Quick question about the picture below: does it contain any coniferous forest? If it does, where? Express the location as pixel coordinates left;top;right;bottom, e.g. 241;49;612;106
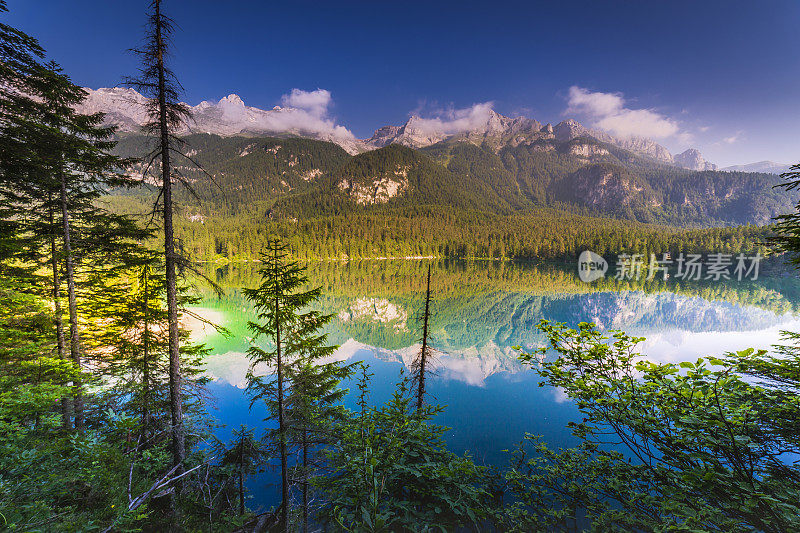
3;1;800;531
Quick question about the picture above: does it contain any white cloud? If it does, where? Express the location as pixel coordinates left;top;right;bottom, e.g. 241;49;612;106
281;88;332;118
565;86;686;141
270;88;355;141
411;102;495;135
190;89;356;143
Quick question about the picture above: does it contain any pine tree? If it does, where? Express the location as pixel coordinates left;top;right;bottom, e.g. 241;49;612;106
284;324;353;533
412;264;434;412
125;0;195;469
244;239;350;532
215;425;270;515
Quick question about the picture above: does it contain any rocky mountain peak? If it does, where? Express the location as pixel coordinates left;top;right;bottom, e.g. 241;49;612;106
220;94;245;107
553;119;590;142
77;86;719;170
674;148;717;171
76;86;364;154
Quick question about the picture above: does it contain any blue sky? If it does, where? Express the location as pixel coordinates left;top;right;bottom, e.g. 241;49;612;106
6;0;800;166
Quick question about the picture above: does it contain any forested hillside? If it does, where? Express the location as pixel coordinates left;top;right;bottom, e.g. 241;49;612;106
106;132;784;262
113;132;792;228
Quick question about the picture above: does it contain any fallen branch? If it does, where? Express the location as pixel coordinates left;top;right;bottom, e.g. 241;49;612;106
102;458;216;533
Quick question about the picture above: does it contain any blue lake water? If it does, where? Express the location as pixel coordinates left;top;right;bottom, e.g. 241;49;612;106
187;259;800;511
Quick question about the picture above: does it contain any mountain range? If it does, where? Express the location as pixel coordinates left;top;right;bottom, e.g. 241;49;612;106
94;83;798;235
111;126;793;229
720;161;792;175
78;87;769;173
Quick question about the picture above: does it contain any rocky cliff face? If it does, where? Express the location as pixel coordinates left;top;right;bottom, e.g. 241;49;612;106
366;125;404;148
675;148;717;171
336;164;411;205
364;115;451;149
558;163;658;210
364;110;543;150
553;118;591;142
76;87;365;154
76;87;151;130
81;86;718;171
553;118;675;165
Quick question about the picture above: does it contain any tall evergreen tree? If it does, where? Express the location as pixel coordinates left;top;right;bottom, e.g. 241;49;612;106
35;63;139;428
0;0;45;272
412;264;434;412
244;239;350;532
284;321;353;533
773;162;800;263
0;55;140;429
125;0;193;469
0;18;71;425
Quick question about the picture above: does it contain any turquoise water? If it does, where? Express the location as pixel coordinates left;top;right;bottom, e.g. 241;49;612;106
189;260;800;511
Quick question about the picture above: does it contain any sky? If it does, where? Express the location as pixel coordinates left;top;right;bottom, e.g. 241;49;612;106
5;0;800;166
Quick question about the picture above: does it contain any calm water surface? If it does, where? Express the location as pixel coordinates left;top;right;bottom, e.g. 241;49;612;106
187;259;800;511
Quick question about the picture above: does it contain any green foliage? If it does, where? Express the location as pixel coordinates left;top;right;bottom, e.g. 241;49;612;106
105;133;781;264
3;0;799;530
244;238;354;529
244;239;335;422
772;162;800;266
315;369;491;532
509;320;800;532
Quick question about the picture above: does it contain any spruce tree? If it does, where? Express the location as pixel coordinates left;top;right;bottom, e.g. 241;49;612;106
244;239;351;532
37;63;140;427
284;319;353;533
773;162;800;263
0;0;45;272
1;56;140;429
412;264;434;412
125;0;194;469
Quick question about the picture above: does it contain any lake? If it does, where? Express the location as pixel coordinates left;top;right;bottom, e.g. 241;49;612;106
187;259;800;512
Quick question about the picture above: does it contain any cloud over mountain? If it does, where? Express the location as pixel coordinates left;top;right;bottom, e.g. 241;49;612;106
565;86;686;142
410;102;495;136
78;86;359;151
267;88;355;142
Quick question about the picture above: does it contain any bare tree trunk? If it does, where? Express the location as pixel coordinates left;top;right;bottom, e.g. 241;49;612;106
275;262;289;532
141;266;150;439
59;170;83;429
48;196;72;430
239;434;245;515
302;428;308;533
416;265;431;412
154;0;184;471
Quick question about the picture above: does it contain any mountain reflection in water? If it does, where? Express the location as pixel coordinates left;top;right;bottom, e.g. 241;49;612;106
189;260;800;510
